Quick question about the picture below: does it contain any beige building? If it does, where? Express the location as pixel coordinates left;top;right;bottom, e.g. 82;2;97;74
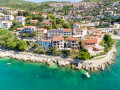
36;28;47;38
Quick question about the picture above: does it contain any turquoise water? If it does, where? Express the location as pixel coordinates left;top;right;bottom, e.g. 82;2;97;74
0;41;120;90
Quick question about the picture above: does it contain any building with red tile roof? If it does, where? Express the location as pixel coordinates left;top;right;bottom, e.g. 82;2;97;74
65;37;79;49
52;37;64;50
61;28;72;37
42;20;52;28
36;28;47;38
37;39;52;50
73;27;87;40
81;38;98;49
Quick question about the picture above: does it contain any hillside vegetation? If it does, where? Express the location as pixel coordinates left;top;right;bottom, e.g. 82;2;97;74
0;0;57;11
84;0;120;1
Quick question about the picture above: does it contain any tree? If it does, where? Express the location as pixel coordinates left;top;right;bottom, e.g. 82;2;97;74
103;34;114;47
0;29;16;46
56;18;64;24
28;31;36;37
47;14;56;19
63;23;71;28
12;20;17;26
49;46;61;56
34;21;42;28
45;25;51;30
32;43;39;48
104;45;109;52
52;19;58;29
113;31;117;35
17;40;27;51
100;40;105;47
79;51;90;60
21;33;28;37
10;20;18;30
6;38;17;49
37;16;44;22
65;50;72;56
35;47;45;54
102;34;115;52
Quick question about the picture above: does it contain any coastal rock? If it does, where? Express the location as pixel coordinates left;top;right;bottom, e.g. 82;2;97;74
71;64;76;68
0;45;117;71
57;59;70;66
46;58;53;65
76;63;82;70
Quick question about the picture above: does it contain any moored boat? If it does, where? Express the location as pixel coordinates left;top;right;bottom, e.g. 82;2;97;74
85;72;90;78
7;63;11;65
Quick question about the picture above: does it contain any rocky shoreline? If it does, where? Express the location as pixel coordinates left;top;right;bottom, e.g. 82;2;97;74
0;45;117;71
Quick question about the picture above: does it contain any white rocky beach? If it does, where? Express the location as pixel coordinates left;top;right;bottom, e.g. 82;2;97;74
0;45;117;71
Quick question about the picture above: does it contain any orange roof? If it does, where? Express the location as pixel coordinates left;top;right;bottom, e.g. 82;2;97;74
3;21;11;23
37;28;47;31
24;26;36;28
83;39;97;44
63;28;72;32
16;16;25;17
40;39;51;42
42;20;52;24
52;37;64;41
66;38;78;41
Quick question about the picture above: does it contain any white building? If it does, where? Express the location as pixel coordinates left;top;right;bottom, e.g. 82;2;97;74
16;20;25;26
73;27;87;40
73;23;81;29
3;15;14;21
60;28;72;37
113;22;120;28
52;37;64;50
23;26;37;33
16;16;25;21
0;21;12;29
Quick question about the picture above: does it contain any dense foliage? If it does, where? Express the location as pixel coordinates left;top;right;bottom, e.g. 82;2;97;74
79;51;90;60
0;29;28;51
35;47;45;54
100;34;115;52
48;46;61;56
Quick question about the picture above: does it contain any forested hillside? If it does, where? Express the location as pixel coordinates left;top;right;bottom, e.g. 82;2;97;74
0;0;57;11
84;0;120;1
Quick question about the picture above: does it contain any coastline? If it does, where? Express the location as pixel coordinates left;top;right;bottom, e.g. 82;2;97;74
0;45;117;71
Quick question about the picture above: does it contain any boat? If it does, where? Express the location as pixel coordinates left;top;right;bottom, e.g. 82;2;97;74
7;63;11;65
85;72;90;78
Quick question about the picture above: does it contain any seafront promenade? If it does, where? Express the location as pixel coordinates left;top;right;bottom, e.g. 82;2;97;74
0;45;117;71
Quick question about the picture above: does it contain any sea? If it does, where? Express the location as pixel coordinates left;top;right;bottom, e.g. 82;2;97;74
0;40;120;90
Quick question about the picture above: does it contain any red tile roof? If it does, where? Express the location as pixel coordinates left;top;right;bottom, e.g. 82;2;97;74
24;26;36;28
37;28;47;31
52;37;64;41
40;39;51;42
66;38;78;41
83;39;97;44
63;28;72;32
16;16;25;17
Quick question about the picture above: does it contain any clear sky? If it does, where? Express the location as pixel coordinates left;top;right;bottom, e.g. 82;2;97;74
24;0;83;3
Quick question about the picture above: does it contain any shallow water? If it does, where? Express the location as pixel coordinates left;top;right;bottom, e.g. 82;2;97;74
0;40;120;90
